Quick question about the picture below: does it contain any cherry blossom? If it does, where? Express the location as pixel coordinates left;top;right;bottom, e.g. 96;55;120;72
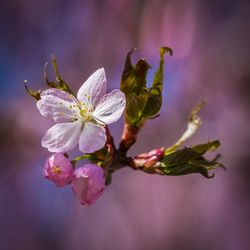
37;68;125;153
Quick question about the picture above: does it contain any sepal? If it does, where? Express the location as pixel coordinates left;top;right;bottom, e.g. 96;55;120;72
24;80;41;100
44;55;75;96
25;55;76;100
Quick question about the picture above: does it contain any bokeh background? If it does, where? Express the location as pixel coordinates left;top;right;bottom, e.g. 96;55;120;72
0;0;250;249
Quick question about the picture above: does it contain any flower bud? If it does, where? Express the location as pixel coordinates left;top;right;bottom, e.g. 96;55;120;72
137;148;164;159
71;164;105;205
44;153;73;187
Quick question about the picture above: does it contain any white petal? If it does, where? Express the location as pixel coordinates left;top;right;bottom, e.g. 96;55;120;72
42;121;82;152
79;122;106;153
93;89;126;124
77;68;107;108
37;88;77;123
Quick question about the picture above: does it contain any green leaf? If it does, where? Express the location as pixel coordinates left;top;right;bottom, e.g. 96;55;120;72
141;86;162;118
125;93;147;126
142;47;173;118
159;141;223;178
120;47;172;127
120;48;150;96
152;47;173;91
192;140;221;154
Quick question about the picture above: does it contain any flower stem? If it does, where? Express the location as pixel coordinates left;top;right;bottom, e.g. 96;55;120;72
118;123;143;156
71;154;92;164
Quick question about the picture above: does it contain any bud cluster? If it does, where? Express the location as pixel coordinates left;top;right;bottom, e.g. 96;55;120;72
45;153;105;205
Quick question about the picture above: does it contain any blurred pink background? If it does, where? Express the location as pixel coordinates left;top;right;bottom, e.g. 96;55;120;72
0;0;250;249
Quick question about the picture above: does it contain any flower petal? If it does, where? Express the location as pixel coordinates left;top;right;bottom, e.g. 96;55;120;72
71;164;105;205
77;68;107;108
37;88;77;122
93;89;126;124
78;122;106;153
44;153;74;187
71;172;89;203
42;121;82;152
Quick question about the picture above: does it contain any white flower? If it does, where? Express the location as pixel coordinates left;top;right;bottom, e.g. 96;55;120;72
37;68;126;153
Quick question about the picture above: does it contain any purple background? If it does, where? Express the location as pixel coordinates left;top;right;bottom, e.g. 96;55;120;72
0;0;250;249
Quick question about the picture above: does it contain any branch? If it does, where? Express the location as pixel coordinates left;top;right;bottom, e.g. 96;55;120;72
118;123;143;156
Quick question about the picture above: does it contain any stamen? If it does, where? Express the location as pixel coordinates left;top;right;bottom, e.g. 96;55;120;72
52;166;61;174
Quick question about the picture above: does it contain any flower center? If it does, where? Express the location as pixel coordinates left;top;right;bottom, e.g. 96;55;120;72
52;166;61;174
78;102;93;122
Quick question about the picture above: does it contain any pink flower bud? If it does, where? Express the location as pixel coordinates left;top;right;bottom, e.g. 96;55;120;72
71;164;105;205
44;153;74;187
137;147;164;159
133;148;164;168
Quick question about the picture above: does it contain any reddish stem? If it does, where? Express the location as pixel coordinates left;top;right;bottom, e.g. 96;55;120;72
118;123;142;155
